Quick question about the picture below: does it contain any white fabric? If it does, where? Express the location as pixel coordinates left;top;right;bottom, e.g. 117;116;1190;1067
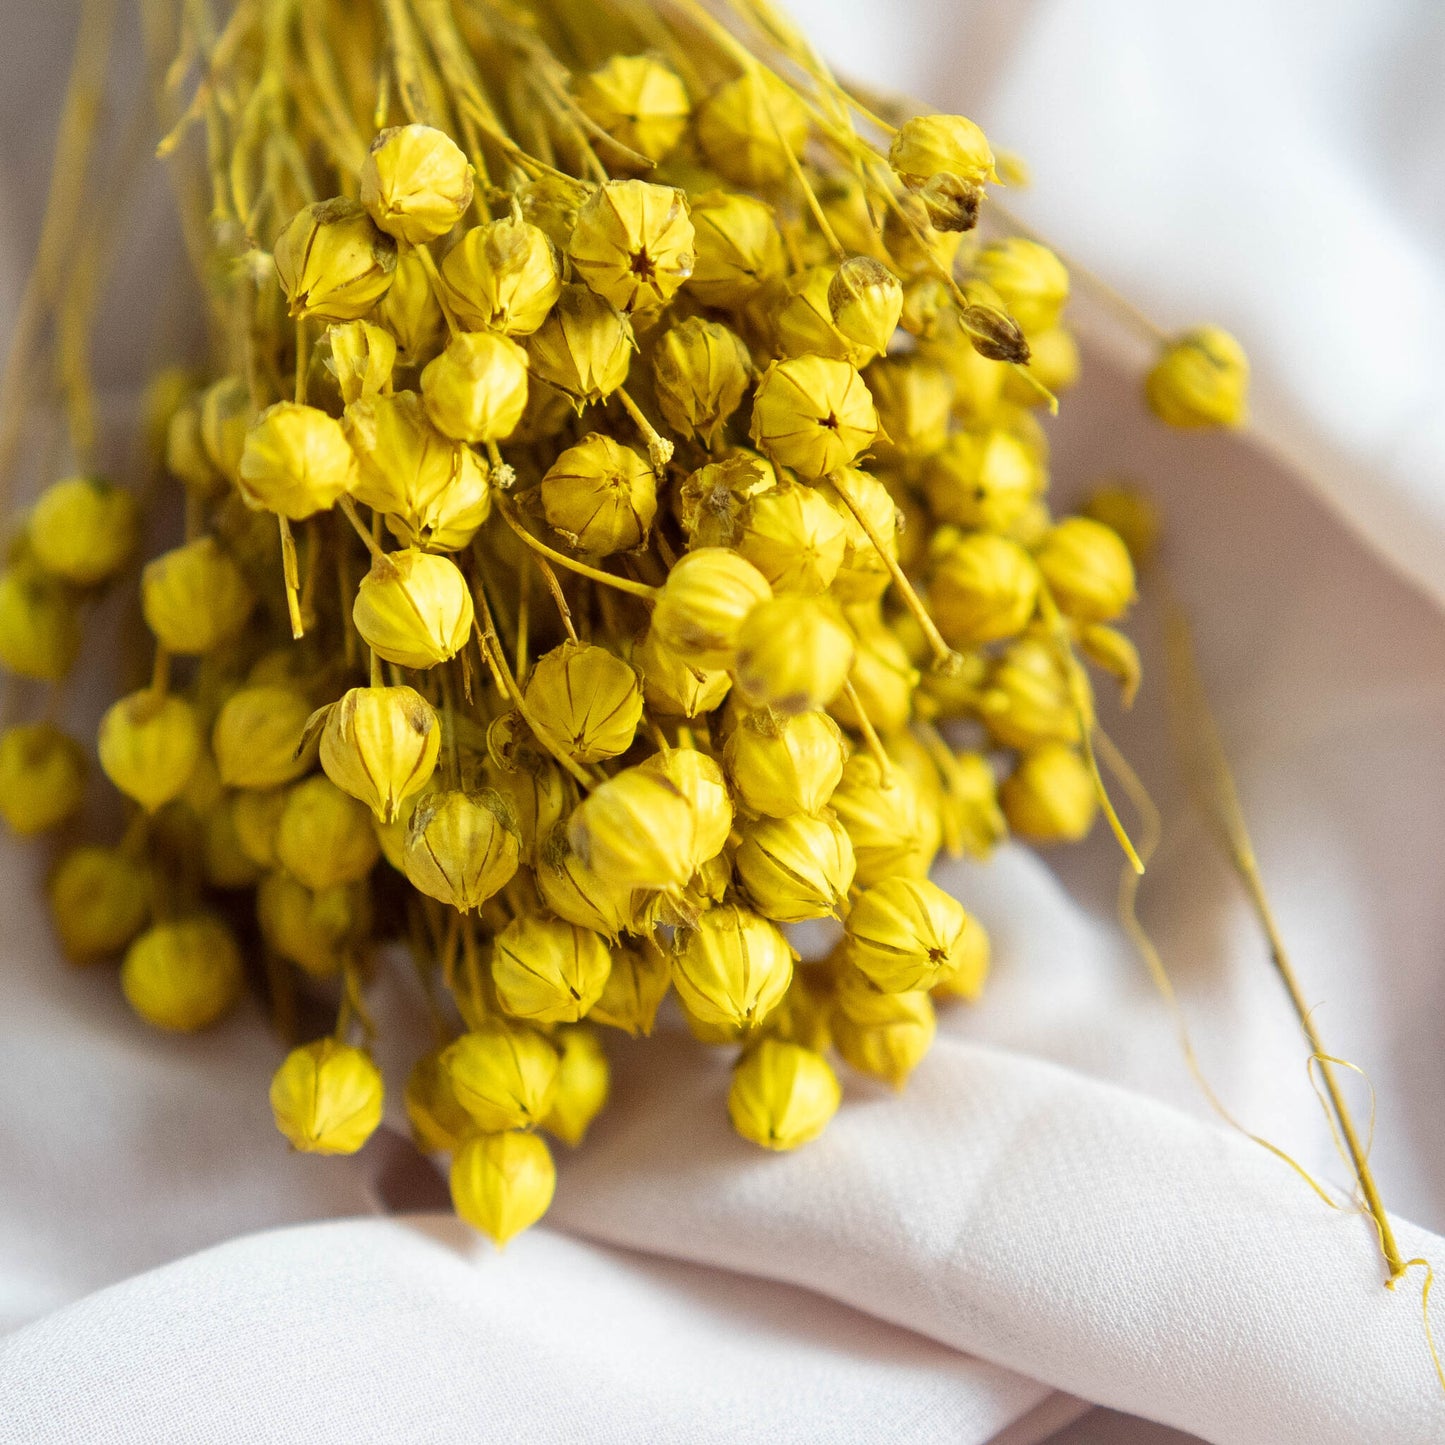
3;3;1445;1442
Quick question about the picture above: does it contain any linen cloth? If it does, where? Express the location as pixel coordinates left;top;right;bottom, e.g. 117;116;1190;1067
3;2;1445;1441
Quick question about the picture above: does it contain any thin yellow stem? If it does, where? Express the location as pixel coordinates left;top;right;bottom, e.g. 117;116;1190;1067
496;495;658;600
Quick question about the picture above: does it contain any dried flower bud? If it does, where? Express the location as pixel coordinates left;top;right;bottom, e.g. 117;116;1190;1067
734;595;855;714
775;266;872;367
353;548;473;669
568;762;697;891
213;685;314;790
232;786;288;870
319;684;440;822
275;774;380;890
403;788;520;911
929;533;1040;647
257;872;370;978
518;175;582;251
889;114;997;192
1000;743;1097;842
421;331;529;444
845;876;975;993
238;402;359;520
590;942;671;1035
28;476;138;586
0;723;85;835
735;810;854;923
651;547;772;669
0;569;78;681
444;1020;559;1131
729;1038;840;1150
697;70;809;188
540;433;657;554
569;180;694;313
450;1129;556;1246
442;217;561;336
141;537;253;655
635;626;732;717
270;1039;384;1154
828;257;903;358
344;390;458;522
686;190;786;307
676;453;772;550
325;319;396;404
751;356;877;479
978;635;1083;751
959;296;1030;366
1035;516;1136;624
121;916;243;1032
535;823;635;938
1145;326;1249;429
524;641;643;763
639;746;733;864
831;970;935;1087
1082;483;1159;568
492;913;612;1023
923;427;1043;533
527;284;632;408
389;443;492;553
672;903;794;1030
975;239;1069;333
652;318;751;446
49;845;150;963
98;691;201;813
830;752;938;884
374;249;443;361
274;197;397;321
575;54;691;164
916;172;983;233
361;124;472;244
542;1025;610;1146
723;707;847;817
735;481;847;596
405;1047;473;1153
864;357;953;465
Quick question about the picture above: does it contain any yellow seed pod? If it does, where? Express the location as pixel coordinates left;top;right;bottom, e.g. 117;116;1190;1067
524;641;642;764
979;635;1082;751
830;752;938;885
1080;622;1142;706
735;481;847;596
403;788;521;911
444;1021;560;1131
635;626;732;718
141;537;253;655
568;180;694;313
344;389;458;521
165;397;221;494
319;684;440;823
638;746;733;864
198;375;252;483
232;786;288;870
121;916;243;1032
28;476;138;586
536;823;636;939
361;124;472;244
98;692;201;813
1000;743;1097;842
0;568;81;680
1004;325;1079;403
729;1038;840;1151
865;356;953;465
1035;516;1137;624
829;613;918;735
735;810;854;923
575;54;691;164
1146;326;1249;429
492;913;612;1024
273;197;398;321
931;913;990;1001
723;707;847;817
212;685;314;791
590;942;671;1036
974;238;1069;333
884;192;964;279
929;532;1040;647
421;331;530;444
353;548;474;669
923;428;1043;532
542;1025;610;1146
697;70;808;188
387;443;492;553
0;723;85;836
828;257;904;358
775;266;872;368
270;1039;384;1155
451;1130;556;1246
889;113;997;192
734;595;855;714
672;903;794;1030
751;356;877;480
817;469;899;606
652;317;751;446
275;774;380;890
675;453;772;550
831;970;936;1088
568;763;697;891
1083;483;1159;569
405;1047;473;1154
845;876;976;993
686;190;786;307
442;217;561;336
539;433;657;555
48;845;150;963
237;402;358;520
527;284;632;408
374;248;444;362
324;319;396;405
935;749;1006;860
257;871;370;978
651;547;771;669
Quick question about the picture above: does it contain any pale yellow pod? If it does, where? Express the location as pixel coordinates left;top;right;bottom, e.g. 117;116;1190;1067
319;685;440;823
845;876;976;993
492;913;611;1024
450;1130;556;1246
121;916;243;1033
353;549;474;669
98;692;201;814
728;1038;840;1151
29;476;139;585
270;1040;384;1154
444;1021;559;1132
213;685;315;791
671;903;793;1031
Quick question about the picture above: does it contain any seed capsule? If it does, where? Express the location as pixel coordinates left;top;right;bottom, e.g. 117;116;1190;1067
482;736;569;864
831;969;936;1088
723;707;847;817
750;356;878;479
635;626;732;718
819;469;899;605
736;482;846;595
931;913;990;1001
524;641;642;764
492;913;611;1023
728;1038;840;1151
590;942;671;1036
539;434;657;555
28;476;138;585
405;1047;473;1153
1034;516;1136;624
536;823;636;939
888;114;997;192
639;746;733;864
1145;326;1249;429
319;684;440;823
651;547;772;669
1000;743;1097;842
386;443;492;552
231;786;288;870
238;402;358;520
775;266;872;367
929;533;1040;647
275;774;380;890
444;1020;559;1131
421;331;530;444
676;453;773;550
697;70;808;188
361;124;473;244
442;217;561;336
865;356;953;465
0;723;85;835
324;319;396;404
403;788;520;911
166;398;221;494
652;317;751;446
568;763;697;891
671;903;794;1030
830;611;917;735
198;376;252;483
542;1025;610;1146
274;197;397;321
141;537;253;655
270;1040;385;1154
374;248;444;361
735;810;854;923
568;179;694;313
527;284;632;408
352;548;474;669
979;635;1082;751
48;845;150;963
450;1130;556;1246
845;876;976;993
829;752;938;884
0;568;81;680
98;691;201;813
121;916;243;1032
213;685;315;791
734;595;855;714
344;390;459;522
686;190;786;307
924;428;1043;533
575;54;691;164
257;872;370;978
828;257;904;358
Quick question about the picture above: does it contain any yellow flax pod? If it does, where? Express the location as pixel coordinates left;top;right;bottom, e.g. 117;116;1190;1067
728;1038;841;1150
318;685;441;823
270;1040;385;1155
671;903;794;1031
491;914;612;1023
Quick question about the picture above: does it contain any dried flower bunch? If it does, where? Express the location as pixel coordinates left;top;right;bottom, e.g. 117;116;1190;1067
0;0;1247;1246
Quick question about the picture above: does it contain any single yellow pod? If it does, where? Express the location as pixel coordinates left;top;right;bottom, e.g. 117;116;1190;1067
353;548;474;669
0;722;86;836
421;331;530;444
638;746;734;867
141;537;254;656
750;356;878;479
450;1130;557;1246
728;1038;841;1151
575;54;691;165
238;402;358;520
319;684;440;823
536;822;638;939
651;547;772;670
274;774;380;890
213;685;315;791
48;845;150;963
403;788;520;912
541;1025;611;1147
845;876;977;993
735;810;855;924
324;319;396;405
829;752;940;885
1145;326;1249;429
652;317;751;447
1000;743;1097;843
671;903;793;1031
492;913;612;1024
98;691;201;814
686;189;786;307
0;568;82;680
831;970;936;1088
273;197;397;322
634;626;732;718
733;595;855;716
29;476;139;585
539;432;657;556
1034;516;1137;625
888;113;997;191
257;872;371;979
405;1047;474;1154
736;482;847;596
524;640;643;764
722;707;847;818
442;216;561;336
270;1039;385;1154
343;390;459;523
567;763;697;891
444;1021;559;1132
121;916;243;1032
589;942;672;1037
361;124;473;244
929;532;1040;648
527;284;632;409
696;70;809;188
568;179;695;314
